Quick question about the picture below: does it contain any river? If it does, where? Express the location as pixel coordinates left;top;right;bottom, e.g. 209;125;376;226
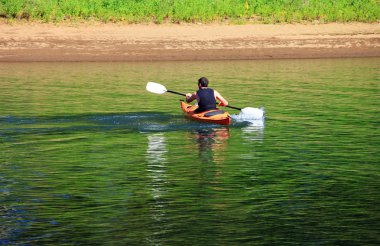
1;58;379;245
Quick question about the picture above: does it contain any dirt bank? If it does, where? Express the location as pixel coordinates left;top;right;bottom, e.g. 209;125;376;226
0;22;379;61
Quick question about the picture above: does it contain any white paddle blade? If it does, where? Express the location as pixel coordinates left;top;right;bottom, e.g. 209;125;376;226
146;82;167;94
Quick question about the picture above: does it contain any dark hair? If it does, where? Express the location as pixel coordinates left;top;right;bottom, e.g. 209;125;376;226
198;77;209;87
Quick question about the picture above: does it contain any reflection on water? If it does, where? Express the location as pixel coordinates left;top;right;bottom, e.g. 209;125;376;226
147;133;167;165
241;120;265;142
146;133;167;244
192;127;230;164
146;133;167;206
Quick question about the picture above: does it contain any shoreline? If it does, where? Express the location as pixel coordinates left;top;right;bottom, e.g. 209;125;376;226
0;22;379;61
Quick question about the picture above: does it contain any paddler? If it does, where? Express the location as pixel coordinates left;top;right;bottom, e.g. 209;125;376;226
186;77;228;113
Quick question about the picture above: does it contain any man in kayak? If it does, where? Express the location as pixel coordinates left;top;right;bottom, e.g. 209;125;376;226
186;77;228;113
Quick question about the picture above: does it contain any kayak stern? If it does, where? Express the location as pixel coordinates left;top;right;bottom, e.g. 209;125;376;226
180;101;231;125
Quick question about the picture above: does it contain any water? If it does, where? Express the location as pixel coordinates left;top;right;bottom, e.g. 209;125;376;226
1;59;379;245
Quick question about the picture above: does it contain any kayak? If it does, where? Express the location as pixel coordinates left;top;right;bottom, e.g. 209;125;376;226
180;101;232;125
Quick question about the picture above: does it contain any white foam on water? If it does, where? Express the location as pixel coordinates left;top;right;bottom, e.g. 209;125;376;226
231;107;265;122
232;107;265;141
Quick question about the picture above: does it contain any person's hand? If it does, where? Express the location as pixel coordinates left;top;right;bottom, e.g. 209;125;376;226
218;101;227;107
186;93;194;102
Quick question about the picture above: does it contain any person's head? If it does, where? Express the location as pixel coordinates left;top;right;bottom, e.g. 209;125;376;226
198;77;209;88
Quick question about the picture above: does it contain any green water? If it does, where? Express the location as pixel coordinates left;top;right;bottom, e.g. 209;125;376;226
1;59;379;245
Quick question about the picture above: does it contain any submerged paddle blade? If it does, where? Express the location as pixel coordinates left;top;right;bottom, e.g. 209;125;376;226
146;82;167;94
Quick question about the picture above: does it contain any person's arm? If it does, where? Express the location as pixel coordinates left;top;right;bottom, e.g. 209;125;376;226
186;92;198;103
214;90;228;106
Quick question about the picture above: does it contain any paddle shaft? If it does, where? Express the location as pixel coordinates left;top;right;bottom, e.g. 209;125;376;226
167;90;186;97
166;90;242;111
225;105;242;111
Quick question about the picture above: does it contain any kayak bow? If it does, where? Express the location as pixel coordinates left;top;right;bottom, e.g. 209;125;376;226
180;101;231;125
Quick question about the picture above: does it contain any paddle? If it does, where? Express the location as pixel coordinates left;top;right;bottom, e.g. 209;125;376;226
146;81;186;96
146;82;264;119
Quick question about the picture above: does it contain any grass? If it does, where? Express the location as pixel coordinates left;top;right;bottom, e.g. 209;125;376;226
0;0;379;24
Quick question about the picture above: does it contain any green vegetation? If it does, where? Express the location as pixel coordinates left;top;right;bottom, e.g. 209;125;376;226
0;0;379;23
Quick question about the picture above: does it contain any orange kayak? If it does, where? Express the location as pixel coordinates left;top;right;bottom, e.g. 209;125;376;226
180;101;232;125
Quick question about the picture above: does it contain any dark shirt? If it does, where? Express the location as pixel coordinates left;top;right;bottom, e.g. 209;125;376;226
196;88;216;113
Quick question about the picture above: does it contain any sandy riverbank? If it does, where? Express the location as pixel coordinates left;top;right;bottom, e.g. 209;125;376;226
0;22;379;61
